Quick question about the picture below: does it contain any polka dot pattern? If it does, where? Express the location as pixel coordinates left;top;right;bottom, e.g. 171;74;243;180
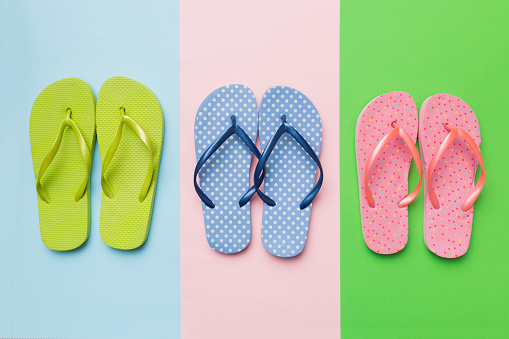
355;92;418;254
194;85;258;254
259;86;322;257
419;94;481;258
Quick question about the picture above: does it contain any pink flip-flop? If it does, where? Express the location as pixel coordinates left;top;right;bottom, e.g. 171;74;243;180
419;94;485;258
356;92;423;254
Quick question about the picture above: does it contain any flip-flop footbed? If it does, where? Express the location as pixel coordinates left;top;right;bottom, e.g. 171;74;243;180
30;78;96;251
194;84;258;254
97;77;164;250
355;92;418;254
419;94;481;258
258;86;322;257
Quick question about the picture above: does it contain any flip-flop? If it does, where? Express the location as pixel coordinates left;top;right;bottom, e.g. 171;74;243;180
355;92;422;255
255;86;323;257
419;94;485;258
194;84;259;254
30;78;96;251
97;76;164;250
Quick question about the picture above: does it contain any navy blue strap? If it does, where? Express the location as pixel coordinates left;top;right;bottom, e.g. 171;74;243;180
254;115;323;210
194;116;264;208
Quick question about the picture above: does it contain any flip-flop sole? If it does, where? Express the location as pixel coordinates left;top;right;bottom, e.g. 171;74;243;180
259;86;322;257
97;77;164;250
419;94;481;258
30;78;96;251
194;84;258;254
355;92;418;254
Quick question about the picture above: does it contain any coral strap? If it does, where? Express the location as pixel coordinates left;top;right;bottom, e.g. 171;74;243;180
428;123;485;212
364;122;422;208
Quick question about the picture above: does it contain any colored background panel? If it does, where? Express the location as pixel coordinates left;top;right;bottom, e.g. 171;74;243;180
0;1;180;338
341;1;509;338
180;0;339;338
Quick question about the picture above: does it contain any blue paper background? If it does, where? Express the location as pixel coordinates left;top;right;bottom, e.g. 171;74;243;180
0;1;180;338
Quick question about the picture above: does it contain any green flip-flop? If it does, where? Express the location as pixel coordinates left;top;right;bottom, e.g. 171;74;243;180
30;78;96;251
97;76;164;250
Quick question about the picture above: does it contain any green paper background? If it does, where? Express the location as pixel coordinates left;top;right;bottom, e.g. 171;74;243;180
340;1;509;337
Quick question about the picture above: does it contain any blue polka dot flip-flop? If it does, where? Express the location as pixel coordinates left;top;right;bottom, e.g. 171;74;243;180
194;85;260;254
255;86;323;257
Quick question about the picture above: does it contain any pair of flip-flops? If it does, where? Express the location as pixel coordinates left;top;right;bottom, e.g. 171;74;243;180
194;85;323;257
356;92;485;258
30;77;163;251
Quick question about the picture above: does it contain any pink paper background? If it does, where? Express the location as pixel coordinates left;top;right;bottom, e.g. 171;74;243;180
180;0;340;337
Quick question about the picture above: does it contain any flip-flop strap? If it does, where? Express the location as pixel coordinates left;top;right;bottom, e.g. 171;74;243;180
101;107;155;203
36;108;92;204
254;115;323;210
364;122;423;209
194;115;265;209
428;123;485;212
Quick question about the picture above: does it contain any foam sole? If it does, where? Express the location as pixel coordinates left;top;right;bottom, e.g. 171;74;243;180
258;86;322;257
419;94;481;258
194;84;258;254
30;78;96;251
97;76;164;250
355;92;418;254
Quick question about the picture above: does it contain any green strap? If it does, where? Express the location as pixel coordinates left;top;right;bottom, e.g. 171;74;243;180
36;108;92;204
101;107;155;203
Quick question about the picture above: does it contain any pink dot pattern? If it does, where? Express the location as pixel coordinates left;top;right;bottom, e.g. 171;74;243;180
355;92;418;254
419;94;481;258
